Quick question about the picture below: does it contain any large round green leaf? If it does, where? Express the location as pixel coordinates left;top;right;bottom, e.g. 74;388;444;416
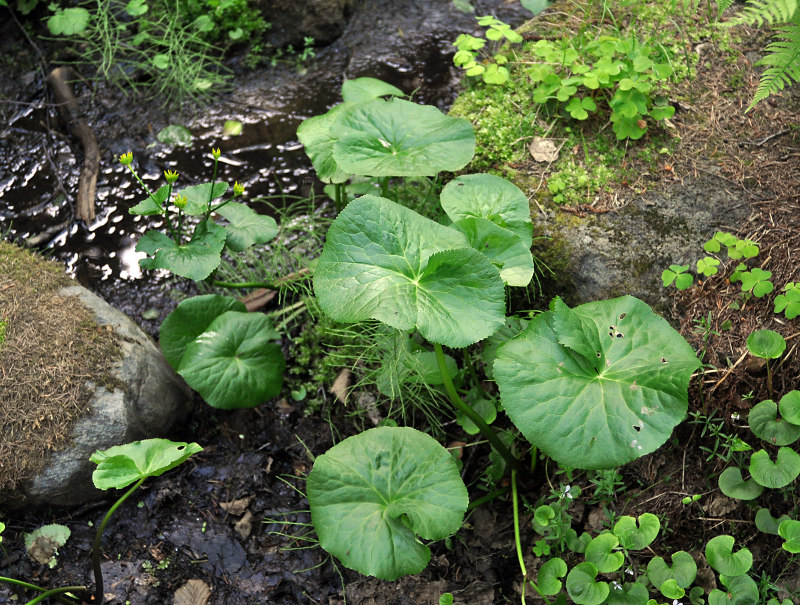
537;557;567;595
749;447;800;488
331;98;475;177
341;77;404;103
705;535;752;577
494;296;701;469
178;311;285;409
646;550;697;589
91;439;203;490
314;195;506;347
746;329;786;359
748;399;800;446
297;103;352;184
159;294;246;369
440;173;533;245
452;217;534;287
215;201;279;252
307;427;468;581
584;533;624;573
566;562;609;605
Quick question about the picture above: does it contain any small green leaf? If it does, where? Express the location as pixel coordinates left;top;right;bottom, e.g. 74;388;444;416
584;533;624;573
307;427;468;581
646;550;697;589
91;439;202;490
152;54;170;70
454;393;497;435
659;579;684;600
222;120;243;136
749;447;800;488
696;256;720;277
717;466;764;500
705;535;753;577
740;268;774;297
779;390;800;425
228;27;244;40
746;329;786;359
709;574;758;605
661;264;693;290
566;562;609;605
24;524;71;567
215;201;279;252
613;513;660;550
778;519;800;553
125;0;147;16
754;508;791;535
47;7;90;35
748;399;800;445
129;184;169;216
606;581;649;605
157;124;193;146
774;282;800;319
537;557;567;595
534;504;556;526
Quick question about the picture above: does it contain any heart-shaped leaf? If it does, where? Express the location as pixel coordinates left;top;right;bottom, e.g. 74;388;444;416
214;201;279;252
718;466;764;500
709;573;758;605
440;173;533;245
91;439;203;490
749;447;800;488
754;508;791;535
585;533;624;573
746;329;786;359
705;535;752;577
605;581;649;605
159;294;246;369
307;427;468;581
778;390;800;425
341;77;404;103
452;218;534;287
136;220;226;280
179;182;229;216
494;296;701;469
778;519;800;553
748;399;800;446
314;195;506;348
178;311;285;409
566;562;610;605
613;513;660;550
331;98;475;177
297;103;353;184
646;550;697;589
537;557;567;595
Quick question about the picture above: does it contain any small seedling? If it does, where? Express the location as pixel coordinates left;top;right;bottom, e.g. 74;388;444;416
746;329;786;397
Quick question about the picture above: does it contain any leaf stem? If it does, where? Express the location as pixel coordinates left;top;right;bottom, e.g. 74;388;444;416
512;469;528;605
92;477;145;605
212;279;277;290
24;586;87;605
0;578;84;605
432;342;522;475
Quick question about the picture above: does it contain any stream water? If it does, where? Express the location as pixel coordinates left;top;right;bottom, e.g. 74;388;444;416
0;0;533;330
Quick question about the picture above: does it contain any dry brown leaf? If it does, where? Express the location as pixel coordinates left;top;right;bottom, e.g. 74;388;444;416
330;369;351;403
529;137;559;163
173;579;211;605
220;497;252;516
234;510;255;541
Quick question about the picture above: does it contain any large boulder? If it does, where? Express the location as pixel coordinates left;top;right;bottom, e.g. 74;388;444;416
0;243;191;508
259;0;354;48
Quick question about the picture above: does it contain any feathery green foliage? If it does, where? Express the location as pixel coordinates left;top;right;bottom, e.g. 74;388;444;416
750;12;800;109
726;0;797;25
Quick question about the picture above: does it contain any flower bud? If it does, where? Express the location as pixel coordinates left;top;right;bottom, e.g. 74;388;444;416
233;181;245;196
173;194;188;209
211;147;221;160
119;152;133;166
164;170;179;184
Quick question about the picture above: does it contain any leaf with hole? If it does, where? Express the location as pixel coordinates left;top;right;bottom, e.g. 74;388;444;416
307;427;468;581
494;296;701;469
748;399;800;445
613;513;660;550
331;98;475;177
778;519;800;553
91;439;202;490
717;466;764;500
215;201;278;252
177;311;285;409
705;535;752;577
646;550;697;589
584;533;624;573
749;447;800;488
566;562;609;605
313;195;506;348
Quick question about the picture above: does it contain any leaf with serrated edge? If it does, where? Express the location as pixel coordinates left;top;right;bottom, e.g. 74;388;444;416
452;217;534;287
215;201;278;252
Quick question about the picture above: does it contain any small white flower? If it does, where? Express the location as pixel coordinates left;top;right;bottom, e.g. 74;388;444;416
731;412;740;420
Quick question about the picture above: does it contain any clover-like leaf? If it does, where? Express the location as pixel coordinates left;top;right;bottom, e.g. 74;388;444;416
314;195;506;348
661;264;693;290
452;218;534;287
307;427;468;581
754;508;791;535
585;533;624;573
709;573;758;605
178;182;229;216
440;173;533;245
537;557;567;595
774;282;800;319
749;447;800;488
740;268;774;297
746;329;786;359
136;220;225;280
696;256;720;277
778;519;800;553
341;77;404;103
297;103;353;184
613;513;660;550
214;201;278;252
129;184;170;216
779;390;800;425
705;535;752;577
494;296;701;469
748;399;800;446
159;294;246;369
178;311;285;409
566;562;610;605
331;98;475;177
91;439;203;490
605;581;649;605
647;550;697;589
717;466;764;500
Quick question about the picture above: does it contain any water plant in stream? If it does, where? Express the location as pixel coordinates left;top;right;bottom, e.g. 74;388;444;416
0;439;201;605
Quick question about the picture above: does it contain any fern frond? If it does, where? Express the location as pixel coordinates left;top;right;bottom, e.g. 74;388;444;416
748;12;800;109
727;0;797;26
716;0;736;16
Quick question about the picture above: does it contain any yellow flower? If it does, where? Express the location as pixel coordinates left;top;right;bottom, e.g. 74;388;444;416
233;181;245;196
119;152;133;166
211;147;221;160
164;170;179;184
173;194;188;209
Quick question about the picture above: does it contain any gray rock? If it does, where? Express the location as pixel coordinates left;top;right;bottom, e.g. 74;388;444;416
4;285;191;508
535;173;751;311
258;0;354;48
